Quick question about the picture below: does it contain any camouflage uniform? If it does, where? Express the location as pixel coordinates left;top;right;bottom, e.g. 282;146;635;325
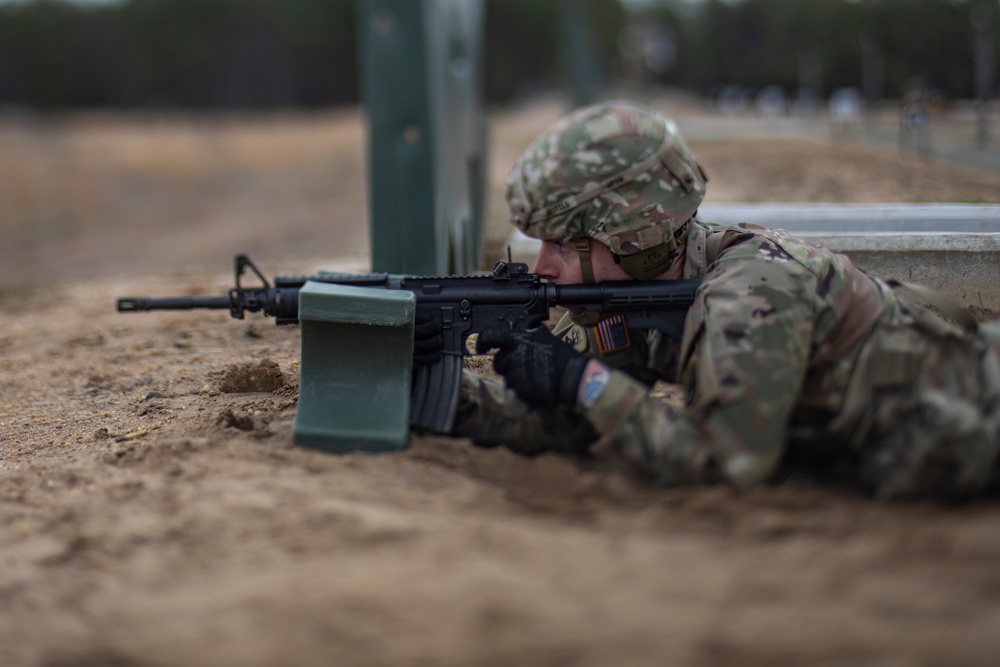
455;101;1000;498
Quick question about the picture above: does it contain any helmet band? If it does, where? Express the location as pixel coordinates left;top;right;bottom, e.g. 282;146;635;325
574;238;596;284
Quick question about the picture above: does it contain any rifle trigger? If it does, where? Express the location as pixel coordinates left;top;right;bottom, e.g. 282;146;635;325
441;306;455;330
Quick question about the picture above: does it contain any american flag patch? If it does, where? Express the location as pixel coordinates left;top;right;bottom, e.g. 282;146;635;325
595;314;631;354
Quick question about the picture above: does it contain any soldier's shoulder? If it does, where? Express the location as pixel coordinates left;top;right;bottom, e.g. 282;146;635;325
714;222;843;272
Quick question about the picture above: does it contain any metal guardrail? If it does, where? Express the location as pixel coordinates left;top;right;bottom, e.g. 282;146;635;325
697;203;1000;234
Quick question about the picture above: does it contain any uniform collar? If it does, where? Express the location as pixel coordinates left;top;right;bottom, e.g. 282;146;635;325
681;218;711;279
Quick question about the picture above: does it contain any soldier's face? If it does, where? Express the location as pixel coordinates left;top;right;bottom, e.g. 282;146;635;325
533;239;632;284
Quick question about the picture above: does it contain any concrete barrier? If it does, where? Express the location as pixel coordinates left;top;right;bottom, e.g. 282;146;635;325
506;204;1000;310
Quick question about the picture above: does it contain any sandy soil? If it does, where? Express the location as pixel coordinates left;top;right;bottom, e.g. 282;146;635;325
3;100;1000;667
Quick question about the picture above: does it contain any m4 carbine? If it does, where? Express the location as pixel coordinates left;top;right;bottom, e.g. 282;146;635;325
118;253;700;433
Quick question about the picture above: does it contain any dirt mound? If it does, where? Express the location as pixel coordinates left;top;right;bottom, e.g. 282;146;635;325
219;359;286;394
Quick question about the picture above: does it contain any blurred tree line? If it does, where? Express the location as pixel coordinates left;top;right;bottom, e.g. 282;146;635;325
0;0;359;108
0;0;995;109
666;0;998;102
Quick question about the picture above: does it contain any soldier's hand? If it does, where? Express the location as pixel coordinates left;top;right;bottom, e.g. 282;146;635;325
476;326;587;408
412;311;443;368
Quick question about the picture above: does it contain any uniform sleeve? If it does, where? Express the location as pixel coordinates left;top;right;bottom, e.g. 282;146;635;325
452;368;597;456
583;254;817;488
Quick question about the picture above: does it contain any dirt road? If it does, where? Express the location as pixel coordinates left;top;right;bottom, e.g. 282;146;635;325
3;101;1000;666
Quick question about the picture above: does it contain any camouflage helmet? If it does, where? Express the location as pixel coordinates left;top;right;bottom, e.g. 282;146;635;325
505;100;707;280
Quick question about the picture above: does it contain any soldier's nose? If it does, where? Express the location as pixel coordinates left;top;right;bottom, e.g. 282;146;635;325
533;245;558;278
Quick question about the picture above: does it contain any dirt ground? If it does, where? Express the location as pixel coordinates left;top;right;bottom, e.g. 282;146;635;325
3;99;1000;667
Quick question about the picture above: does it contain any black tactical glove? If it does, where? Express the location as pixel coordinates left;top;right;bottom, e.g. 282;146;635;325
476;327;588;408
412;311;443;368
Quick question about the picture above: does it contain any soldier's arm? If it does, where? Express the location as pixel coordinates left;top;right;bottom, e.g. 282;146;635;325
452;368;598;455
581;256;816;488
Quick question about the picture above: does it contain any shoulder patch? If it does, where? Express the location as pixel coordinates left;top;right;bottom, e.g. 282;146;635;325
559;324;590;353
594;314;632;354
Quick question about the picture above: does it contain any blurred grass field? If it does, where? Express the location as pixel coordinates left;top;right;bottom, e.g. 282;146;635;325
2;99;999;287
0;109;371;285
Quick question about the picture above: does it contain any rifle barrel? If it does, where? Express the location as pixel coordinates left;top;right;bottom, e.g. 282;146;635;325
117;296;232;312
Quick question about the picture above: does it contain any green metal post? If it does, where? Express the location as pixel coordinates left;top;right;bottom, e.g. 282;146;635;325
559;0;603;107
359;0;485;275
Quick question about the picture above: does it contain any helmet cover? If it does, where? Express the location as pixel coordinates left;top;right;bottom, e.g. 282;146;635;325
505;100;707;269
